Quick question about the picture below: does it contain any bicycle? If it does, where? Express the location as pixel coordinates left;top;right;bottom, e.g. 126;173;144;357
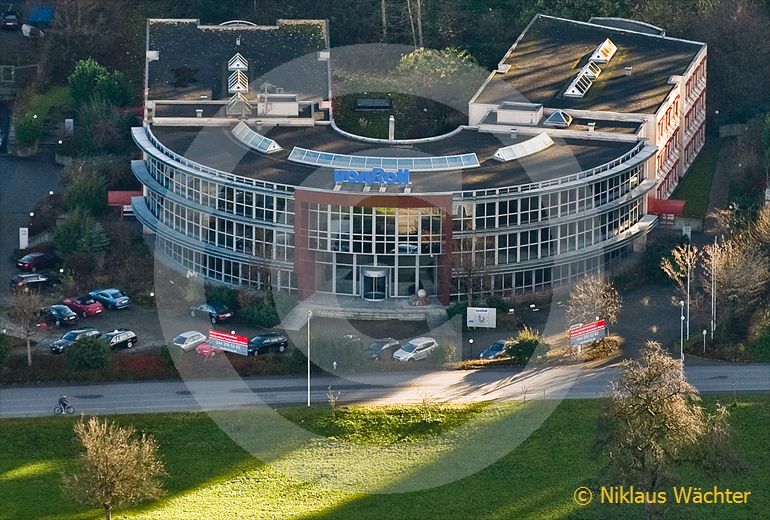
54;404;74;415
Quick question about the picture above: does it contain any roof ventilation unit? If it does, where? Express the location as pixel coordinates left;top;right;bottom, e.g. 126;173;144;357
543;110;573;128
584;61;602;80
492;132;554;162
591;38;617;64
226;93;253;117
228;70;249;93
564;69;593;98
228;53;248;71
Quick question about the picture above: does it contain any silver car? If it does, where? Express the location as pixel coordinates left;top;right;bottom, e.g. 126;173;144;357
392;337;438;362
173;330;207;351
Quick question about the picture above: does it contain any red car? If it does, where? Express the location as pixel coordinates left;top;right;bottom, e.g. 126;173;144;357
195;342;223;358
16;252;57;272
62;296;105;318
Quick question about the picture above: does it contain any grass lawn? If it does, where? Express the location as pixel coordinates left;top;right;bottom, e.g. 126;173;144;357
0;398;767;520
19;86;74;124
671;139;721;218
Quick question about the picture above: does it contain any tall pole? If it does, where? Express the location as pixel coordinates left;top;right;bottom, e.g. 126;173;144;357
686;244;691;340
679;300;685;362
711;236;716;341
307;310;312;407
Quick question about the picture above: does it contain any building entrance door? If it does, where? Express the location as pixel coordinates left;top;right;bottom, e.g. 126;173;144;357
360;268;388;301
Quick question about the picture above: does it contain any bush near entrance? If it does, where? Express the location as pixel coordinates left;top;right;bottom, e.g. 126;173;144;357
66;337;112;374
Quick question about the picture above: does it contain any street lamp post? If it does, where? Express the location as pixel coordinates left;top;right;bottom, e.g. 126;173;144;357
686;244;691;340
702;329;707;355
711;236;717;341
306;310;313;407
679;300;685;362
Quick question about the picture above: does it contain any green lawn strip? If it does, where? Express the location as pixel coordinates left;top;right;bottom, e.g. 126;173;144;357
671;139;721;218
0;397;766;519
19;85;74;124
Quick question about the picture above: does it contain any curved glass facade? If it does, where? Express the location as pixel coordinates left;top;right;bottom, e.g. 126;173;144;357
132;126;656;302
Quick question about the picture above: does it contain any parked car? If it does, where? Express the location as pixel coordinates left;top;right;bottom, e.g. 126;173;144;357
88;288;130;309
62;295;104;317
39;305;79;327
1;8;20;30
392;337;438;362
366;338;400;360
173;330;207;351
247;332;288;355
195;342;223;357
99;329;138;349
190;302;233;324
479;340;515;360
50;328;100;354
9;272;60;291
16;252;57;272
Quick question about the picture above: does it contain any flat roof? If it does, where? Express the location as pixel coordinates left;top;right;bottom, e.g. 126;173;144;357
147;19;328;102
473;15;704;114
150;124;637;194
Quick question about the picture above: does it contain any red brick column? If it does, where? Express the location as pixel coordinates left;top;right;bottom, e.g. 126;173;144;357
293;192;316;300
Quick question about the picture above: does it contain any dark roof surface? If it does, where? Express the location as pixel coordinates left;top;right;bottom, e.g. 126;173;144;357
147;19;328;101
150;124;636;193
474;15;704;114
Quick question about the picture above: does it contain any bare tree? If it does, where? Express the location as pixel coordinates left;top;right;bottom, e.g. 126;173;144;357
701;237;770;315
750;205;770;255
453;236;489;306
62;417;166;520
415;0;424;47
381;0;388;41
566;275;622;327
405;0;418;46
661;244;700;298
661;243;701;328
51;0;111;63
601;341;734;519
7;289;44;367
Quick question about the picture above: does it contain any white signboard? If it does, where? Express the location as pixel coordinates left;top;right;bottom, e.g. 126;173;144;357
682;225;692;241
19;227;29;250
467;307;497;329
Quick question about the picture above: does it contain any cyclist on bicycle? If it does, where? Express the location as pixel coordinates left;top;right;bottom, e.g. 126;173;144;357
58;395;69;409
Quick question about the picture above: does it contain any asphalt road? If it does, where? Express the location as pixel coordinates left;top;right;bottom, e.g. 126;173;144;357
1;362;768;418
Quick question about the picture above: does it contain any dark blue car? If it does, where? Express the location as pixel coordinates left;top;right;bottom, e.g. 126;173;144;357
88;288;131;310
479;340;514;360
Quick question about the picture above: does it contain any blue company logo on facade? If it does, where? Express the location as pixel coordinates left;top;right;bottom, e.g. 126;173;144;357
333;167;410;186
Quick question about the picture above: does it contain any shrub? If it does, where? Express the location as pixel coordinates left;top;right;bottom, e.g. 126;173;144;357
94;71;131;107
158;345;174;369
69;58;109;106
66;336;112;373
205;284;240;311
505;326;543;364
427;342;456;365
15;114;42;147
75;99;136;155
446;303;467;319
239;291;280;328
63;161;108;215
484;295;510;313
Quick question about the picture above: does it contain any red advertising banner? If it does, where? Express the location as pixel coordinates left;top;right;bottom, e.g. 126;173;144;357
568;320;606;338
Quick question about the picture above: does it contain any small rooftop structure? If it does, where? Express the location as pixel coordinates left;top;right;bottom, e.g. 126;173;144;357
543;110;573;128
471;15;705;114
146;19;328;102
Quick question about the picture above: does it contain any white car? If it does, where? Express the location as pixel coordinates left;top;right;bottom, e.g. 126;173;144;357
173;330;207;351
392;337;438;362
